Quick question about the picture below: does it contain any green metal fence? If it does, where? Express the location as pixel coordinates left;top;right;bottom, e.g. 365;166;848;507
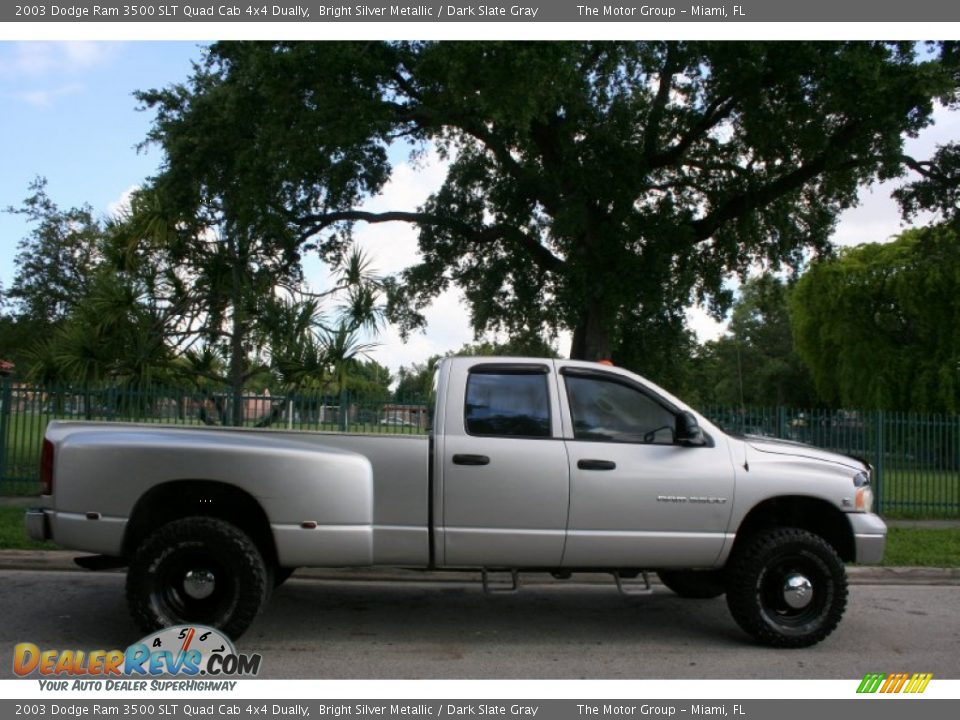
1;376;958;516
702;406;960;517
0;379;431;495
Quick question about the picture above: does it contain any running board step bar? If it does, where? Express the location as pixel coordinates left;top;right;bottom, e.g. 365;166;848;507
481;569;520;594
479;569;655;596
613;571;653;596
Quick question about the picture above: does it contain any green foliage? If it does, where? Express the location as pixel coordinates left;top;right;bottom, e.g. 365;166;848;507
3;181;175;388
137;41;955;361
896;143;960;224
791;226;960;412
4;178;102;326
393;356;442;402
454;336;561;359
3;181;386;412
685;275;818;407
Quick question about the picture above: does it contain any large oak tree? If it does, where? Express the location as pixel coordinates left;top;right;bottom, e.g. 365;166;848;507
139;41;956;361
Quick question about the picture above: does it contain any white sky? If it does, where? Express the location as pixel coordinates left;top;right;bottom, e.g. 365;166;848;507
1;38;958;373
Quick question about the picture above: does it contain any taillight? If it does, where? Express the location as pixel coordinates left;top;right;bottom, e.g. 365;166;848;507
40;440;54;496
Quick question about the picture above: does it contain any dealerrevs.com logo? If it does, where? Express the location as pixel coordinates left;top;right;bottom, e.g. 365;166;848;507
857;673;933;694
13;625;261;691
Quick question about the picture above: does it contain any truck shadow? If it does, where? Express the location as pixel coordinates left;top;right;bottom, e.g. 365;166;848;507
243;577;746;677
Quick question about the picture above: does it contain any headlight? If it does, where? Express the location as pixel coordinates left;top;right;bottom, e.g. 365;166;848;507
853;470;873;512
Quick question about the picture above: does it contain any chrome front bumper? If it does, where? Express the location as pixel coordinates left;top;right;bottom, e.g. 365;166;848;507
24;508;51;542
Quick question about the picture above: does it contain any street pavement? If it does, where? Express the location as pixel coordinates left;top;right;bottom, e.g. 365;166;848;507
0;564;957;679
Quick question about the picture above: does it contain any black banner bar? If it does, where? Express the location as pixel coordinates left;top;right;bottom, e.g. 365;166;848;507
5;1;960;23
0;700;958;720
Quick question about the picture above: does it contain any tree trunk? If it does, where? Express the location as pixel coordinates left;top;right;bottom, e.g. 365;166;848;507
569;303;613;361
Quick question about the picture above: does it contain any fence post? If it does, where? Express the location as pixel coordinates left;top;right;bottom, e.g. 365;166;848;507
339;389;349;432
0;375;11;487
777;406;787;439
874;409;885;514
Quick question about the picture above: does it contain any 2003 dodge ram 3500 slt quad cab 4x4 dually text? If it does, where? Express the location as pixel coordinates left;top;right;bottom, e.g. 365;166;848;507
26;357;886;647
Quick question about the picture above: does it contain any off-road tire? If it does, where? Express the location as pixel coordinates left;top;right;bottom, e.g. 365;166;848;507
126;516;268;640
725;527;847;648
657;569;726;599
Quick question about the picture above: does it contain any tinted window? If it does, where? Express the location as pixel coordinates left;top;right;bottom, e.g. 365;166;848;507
465;372;551;438
565;375;676;444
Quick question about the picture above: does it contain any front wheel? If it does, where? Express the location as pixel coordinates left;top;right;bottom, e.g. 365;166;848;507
725;527;847;648
126;516;268;640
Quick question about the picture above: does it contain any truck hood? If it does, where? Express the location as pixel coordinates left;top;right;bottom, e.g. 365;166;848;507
743;435;866;472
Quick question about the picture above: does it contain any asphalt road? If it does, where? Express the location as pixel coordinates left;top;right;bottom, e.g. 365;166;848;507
1;569;958;680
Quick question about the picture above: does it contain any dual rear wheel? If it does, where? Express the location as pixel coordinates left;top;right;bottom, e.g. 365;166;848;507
125;516;269;640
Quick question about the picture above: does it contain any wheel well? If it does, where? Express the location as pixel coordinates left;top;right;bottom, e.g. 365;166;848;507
123;480;278;568
730;496;855;563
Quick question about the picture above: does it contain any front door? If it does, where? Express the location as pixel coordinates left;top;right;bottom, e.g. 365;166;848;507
559;368;735;568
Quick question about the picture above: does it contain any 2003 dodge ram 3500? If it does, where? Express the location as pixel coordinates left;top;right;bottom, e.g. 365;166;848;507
26;357;886;647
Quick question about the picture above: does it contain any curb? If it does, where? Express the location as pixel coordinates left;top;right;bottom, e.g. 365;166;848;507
0;550;957;586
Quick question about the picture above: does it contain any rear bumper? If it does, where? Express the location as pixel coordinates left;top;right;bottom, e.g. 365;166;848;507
849;512;887;565
25;508;51;542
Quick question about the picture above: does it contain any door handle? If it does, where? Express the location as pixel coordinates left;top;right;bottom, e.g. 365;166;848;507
577;459;617;471
453;454;490;466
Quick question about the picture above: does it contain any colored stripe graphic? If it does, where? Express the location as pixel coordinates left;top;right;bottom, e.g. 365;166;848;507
857;672;932;694
857;673;886;693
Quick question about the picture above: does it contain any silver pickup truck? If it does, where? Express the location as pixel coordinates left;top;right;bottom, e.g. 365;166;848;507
26;357;886;648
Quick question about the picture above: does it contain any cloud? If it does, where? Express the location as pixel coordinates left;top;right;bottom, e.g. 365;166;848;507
106;184;141;219
0;42;119;110
0;42;117;79
12;82;83;108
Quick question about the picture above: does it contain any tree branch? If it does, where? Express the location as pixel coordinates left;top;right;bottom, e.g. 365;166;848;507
643;45;680;161
901;154;956;185
650;94;737;170
691;120;864;241
298;209;565;272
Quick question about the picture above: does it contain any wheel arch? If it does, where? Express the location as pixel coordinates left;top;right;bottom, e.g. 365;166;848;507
729;495;856;564
122;479;278;569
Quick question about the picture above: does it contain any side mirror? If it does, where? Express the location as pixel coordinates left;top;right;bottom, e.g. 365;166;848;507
676;411;706;447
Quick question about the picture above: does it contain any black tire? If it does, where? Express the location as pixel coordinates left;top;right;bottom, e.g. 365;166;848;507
725;527;847;648
126;516;268;640
657;569;726;599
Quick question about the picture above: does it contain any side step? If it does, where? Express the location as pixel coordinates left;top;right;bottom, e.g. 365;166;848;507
613;571;653;596
481;568;520;594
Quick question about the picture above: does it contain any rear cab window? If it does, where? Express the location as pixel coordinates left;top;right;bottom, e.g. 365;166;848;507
465;366;552;438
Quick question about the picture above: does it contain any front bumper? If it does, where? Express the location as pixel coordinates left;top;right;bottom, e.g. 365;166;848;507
25;508;51;542
848;512;887;565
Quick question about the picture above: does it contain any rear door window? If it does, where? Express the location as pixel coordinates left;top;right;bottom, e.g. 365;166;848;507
465;371;551;438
